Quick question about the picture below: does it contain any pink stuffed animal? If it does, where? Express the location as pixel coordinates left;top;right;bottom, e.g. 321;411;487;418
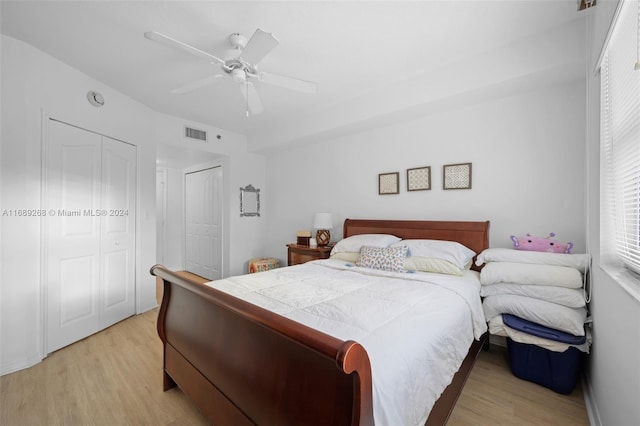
510;232;573;254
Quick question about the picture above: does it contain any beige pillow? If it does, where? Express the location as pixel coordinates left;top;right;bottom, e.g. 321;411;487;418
403;256;464;276
330;252;360;263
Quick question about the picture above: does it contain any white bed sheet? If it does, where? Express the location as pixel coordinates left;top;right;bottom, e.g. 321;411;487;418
206;259;486;426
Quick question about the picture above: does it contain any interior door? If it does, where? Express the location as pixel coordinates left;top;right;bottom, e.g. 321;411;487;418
46;120;102;353
99;137;136;329
46;120;136;353
184;166;223;280
156;169;166;265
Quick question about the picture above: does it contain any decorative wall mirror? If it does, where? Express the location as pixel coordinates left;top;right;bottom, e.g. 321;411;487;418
240;184;260;217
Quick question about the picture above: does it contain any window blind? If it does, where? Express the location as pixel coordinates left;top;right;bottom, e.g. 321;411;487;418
600;0;640;275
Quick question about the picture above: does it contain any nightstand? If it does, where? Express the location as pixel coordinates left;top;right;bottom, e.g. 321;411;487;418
287;244;333;266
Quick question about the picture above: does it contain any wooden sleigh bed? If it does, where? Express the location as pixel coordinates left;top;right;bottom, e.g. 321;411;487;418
151;219;490;425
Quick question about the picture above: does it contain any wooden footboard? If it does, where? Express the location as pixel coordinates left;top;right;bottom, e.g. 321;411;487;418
151;265;374;426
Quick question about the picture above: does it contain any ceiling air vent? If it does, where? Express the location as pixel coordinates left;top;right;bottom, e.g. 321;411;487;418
184;126;207;142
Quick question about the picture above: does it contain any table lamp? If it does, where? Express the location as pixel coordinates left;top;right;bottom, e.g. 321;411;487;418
313;213;333;247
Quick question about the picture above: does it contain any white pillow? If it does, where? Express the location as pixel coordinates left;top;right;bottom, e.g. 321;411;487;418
475;248;590;272
331;234;401;256
391;239;476;269
480;262;582;288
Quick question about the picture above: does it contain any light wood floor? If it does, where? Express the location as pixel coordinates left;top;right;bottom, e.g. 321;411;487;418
1;309;589;426
448;344;589;425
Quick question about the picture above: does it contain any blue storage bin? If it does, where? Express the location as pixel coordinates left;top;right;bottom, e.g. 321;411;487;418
502;314;585;394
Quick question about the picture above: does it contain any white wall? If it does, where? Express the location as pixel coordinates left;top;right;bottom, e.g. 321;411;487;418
0;35;157;374
264;80;587;266
584;1;640;424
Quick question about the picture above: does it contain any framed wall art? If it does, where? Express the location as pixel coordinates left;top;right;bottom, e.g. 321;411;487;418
443;162;472;190
407;166;431;191
378;172;399;195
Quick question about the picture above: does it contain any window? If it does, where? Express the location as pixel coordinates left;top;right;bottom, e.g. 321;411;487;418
600;0;640;276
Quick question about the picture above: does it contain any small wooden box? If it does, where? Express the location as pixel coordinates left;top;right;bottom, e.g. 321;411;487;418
297;236;310;246
296;230;311;246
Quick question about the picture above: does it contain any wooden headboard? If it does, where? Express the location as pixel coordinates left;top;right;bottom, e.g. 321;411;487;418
343;219;490;271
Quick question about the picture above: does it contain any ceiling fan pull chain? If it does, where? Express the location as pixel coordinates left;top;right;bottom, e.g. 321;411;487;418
245;81;250;117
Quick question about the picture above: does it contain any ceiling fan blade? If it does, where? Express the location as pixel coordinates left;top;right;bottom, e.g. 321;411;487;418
171;75;224;95
240;29;279;65
258;71;317;94
144;31;225;65
239;82;264;115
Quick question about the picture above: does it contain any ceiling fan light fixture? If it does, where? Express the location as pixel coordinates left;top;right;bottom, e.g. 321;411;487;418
228;33;247;50
231;68;247;83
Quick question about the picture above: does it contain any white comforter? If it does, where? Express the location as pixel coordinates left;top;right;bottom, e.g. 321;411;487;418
206;259;486;426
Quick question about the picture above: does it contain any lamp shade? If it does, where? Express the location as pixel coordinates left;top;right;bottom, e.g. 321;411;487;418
313;212;333;229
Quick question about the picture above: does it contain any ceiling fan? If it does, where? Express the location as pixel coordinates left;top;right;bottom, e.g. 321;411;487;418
144;29;317;116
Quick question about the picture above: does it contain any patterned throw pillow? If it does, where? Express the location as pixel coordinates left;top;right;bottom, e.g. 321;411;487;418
356;245;407;272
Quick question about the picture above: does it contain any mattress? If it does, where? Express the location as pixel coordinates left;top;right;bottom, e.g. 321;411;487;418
206;258;486;426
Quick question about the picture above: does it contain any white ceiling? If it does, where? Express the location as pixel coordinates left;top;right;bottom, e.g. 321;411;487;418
1;1;585;145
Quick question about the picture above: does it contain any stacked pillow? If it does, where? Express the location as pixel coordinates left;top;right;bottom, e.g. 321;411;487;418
476;248;590;338
329;234;476;276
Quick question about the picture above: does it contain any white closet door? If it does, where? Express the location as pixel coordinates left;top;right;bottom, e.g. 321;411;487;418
184;166;223;280
46;121;137;353
99;137;136;329
47;121;102;353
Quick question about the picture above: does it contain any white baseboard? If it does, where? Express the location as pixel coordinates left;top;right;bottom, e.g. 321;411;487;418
581;372;602;426
0;351;42;377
